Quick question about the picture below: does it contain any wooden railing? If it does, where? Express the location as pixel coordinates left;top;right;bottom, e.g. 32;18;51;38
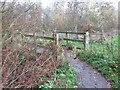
54;31;89;50
20;31;90;50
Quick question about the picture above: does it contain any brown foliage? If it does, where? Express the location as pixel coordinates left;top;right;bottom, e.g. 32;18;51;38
2;42;62;88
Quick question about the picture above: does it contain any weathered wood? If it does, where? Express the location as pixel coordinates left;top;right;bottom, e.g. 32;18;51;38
23;34;54;40
40;36;54;40
68;32;70;43
23;34;34;37
21;34;24;47
64;38;84;42
53;31;55;39
84;34;86;50
33;33;37;54
56;31;86;34
21;31;89;50
43;31;45;46
54;29;58;60
23;34;84;42
61;45;84;49
66;33;68;44
85;32;89;50
75;25;79;39
54;33;59;45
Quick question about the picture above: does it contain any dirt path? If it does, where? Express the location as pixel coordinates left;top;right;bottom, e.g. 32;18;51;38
64;50;111;88
37;48;111;88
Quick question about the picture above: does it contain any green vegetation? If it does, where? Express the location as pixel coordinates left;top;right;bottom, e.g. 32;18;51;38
20;36;79;88
2;0;118;89
39;58;78;88
76;36;119;88
23;35;119;88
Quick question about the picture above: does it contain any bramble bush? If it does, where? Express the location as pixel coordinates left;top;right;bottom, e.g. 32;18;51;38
2;41;62;88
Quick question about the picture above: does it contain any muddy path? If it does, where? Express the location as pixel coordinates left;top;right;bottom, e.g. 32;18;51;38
64;50;111;88
37;48;111;88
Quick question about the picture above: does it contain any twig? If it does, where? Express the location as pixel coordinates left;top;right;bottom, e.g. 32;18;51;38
6;54;52;88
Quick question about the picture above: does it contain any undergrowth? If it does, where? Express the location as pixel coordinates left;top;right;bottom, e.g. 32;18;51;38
76;36;119;88
2;42;62;88
39;58;78;88
2;37;78;88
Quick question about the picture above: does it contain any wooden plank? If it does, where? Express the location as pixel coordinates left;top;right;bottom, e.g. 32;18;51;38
63;38;84;42
23;34;84;42
56;31;86;34
39;36;54;40
23;34;34;37
22;33;86;46
23;34;54;40
24;35;83;42
61;45;84;49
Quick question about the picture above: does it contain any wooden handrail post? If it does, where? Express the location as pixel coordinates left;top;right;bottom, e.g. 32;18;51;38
66;32;68;44
54;29;59;60
33;33;37;54
55;33;59;45
20;32;25;47
84;32;89;50
54;29;59;45
53;31;55;39
53;30;56;45
43;30;45;46
75;25;78;39
68;32;70;43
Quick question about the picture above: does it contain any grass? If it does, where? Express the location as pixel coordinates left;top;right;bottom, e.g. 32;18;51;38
76;36;119;88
